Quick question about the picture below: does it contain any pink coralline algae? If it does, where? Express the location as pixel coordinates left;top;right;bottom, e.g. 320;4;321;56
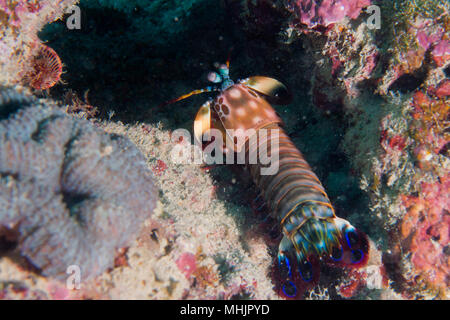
414;21;449;67
0;87;158;280
152;159;168;176
176;252;197;279
433;79;450;99
0;0;39;28
389;15;449;85
400;175;449;295
431;39;450;66
0;0;64;28
287;0;371;29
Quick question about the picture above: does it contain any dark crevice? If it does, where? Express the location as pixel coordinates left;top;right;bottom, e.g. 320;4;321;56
0;225;43;276
388;49;433;93
0;172;20;180
62;191;91;226
0;88;35;120
444;65;450;78
0;226;19;254
388;73;427;93
30;115;62;143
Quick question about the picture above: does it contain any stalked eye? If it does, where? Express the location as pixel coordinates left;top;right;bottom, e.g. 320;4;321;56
351;249;364;264
207;72;222;83
345;229;359;248
282;281;297;298
330;246;343;261
218;64;229;77
298;259;313;282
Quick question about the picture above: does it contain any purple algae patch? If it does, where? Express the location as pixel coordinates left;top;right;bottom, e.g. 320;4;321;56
0;87;158;280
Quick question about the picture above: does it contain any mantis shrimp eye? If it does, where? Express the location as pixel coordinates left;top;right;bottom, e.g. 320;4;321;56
298;260;314;282
207;72;222;83
218;64;229;77
282;281;297;298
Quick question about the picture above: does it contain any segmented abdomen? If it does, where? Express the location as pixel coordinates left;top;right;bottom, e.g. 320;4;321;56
247;124;333;224
245;123;369;298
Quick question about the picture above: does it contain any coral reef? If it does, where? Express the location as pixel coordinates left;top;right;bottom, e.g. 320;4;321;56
377;0;449;94
283;1;449;299
233;0;372;39
400;176;449;296
0;109;279;299
0;0;78;86
357;74;449;298
0;0;447;301
94;121;278;299
286;0;371;30
227;0;449;299
0;87;157;280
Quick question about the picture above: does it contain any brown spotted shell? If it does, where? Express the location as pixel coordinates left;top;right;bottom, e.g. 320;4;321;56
211;84;283;152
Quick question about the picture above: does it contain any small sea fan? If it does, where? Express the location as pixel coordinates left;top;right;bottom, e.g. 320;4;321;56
0;87;158;280
23;43;63;90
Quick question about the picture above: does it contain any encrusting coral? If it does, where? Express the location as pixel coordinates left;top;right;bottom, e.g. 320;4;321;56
228;0;449;299
0;87;158;280
0;0;78;87
94;121;279;300
286;0;371;30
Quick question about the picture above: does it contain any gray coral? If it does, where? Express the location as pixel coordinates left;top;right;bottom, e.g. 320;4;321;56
0;87;157;280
